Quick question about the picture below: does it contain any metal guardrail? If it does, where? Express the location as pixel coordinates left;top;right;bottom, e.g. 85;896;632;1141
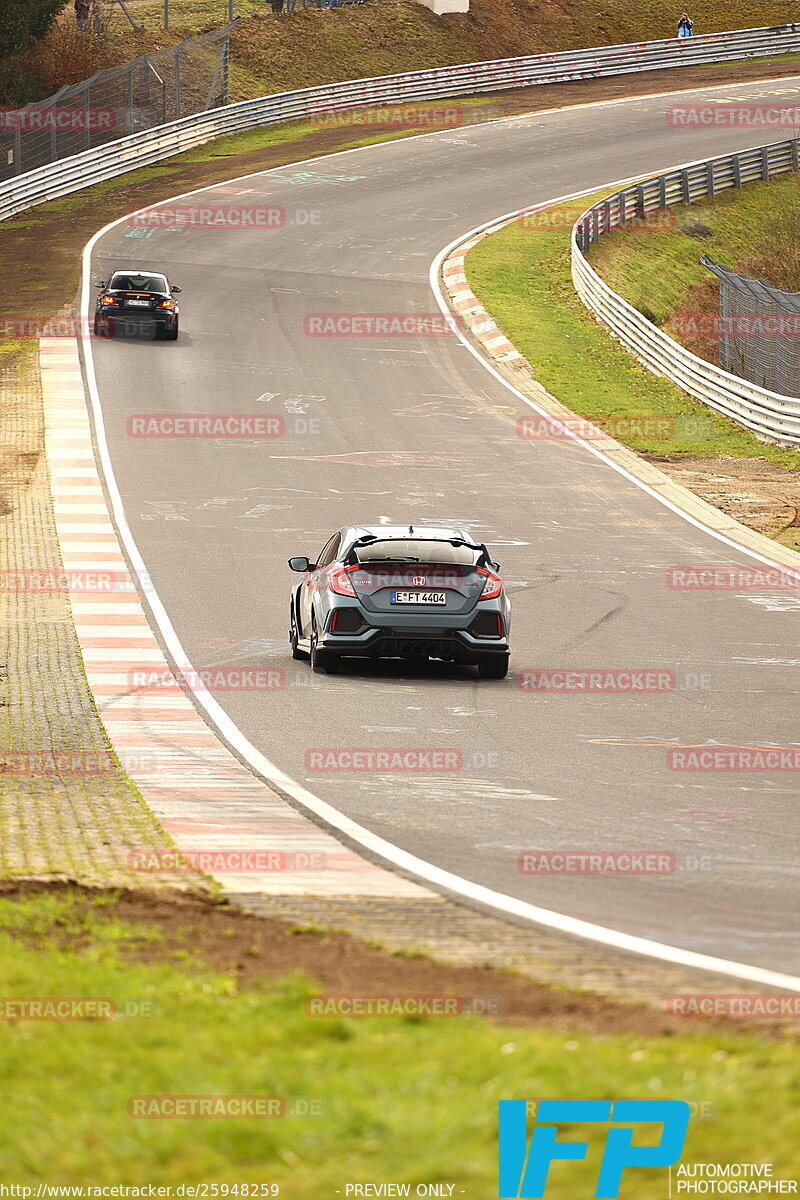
2;23;800;224
572;138;800;447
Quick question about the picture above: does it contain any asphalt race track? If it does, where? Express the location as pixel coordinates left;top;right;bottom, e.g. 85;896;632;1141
85;76;800;975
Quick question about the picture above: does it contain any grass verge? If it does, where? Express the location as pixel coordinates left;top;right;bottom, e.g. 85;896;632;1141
466;191;799;466
588;172;800;334
0;886;797;1190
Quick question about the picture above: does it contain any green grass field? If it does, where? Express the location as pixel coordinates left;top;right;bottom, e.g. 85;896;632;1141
0;889;798;1192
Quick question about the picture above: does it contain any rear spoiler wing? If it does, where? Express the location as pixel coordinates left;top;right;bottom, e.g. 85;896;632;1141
345;536;498;571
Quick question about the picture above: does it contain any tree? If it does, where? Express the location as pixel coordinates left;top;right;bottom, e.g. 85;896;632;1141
0;0;69;59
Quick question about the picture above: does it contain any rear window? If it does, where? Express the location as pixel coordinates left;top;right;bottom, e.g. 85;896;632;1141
355;539;479;565
110;274;168;293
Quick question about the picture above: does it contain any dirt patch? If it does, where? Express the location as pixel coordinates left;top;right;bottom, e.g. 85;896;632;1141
652;455;800;548
0;880;789;1037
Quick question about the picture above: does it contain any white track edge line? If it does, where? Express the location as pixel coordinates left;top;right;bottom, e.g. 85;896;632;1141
78;90;800;991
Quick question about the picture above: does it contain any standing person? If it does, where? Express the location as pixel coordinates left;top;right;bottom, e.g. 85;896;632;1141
677;12;694;37
74;0;90;31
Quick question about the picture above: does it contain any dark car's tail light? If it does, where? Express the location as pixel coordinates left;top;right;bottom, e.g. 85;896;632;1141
329;566;358;597
469;611;503;638
477;567;503;600
158;298;175;309
330;608;365;633
101;295;118;305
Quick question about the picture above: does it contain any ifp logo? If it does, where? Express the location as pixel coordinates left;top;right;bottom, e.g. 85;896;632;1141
498;1099;690;1197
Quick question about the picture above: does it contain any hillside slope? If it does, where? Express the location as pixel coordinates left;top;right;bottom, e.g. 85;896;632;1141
8;0;800;104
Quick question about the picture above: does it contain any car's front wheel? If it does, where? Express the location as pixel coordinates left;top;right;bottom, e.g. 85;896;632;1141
477;655;509;680
310;622;340;675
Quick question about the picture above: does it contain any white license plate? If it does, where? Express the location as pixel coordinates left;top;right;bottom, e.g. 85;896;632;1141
391;591;447;605
125;299;150;307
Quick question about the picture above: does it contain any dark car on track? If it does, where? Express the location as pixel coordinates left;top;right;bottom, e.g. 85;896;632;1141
93;270;181;340
288;524;511;678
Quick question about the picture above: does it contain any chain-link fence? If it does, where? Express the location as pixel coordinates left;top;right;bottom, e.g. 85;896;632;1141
119;0;368;31
0;21;236;182
702;256;800;399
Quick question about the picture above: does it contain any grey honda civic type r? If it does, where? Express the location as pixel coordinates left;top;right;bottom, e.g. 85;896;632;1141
288;525;511;678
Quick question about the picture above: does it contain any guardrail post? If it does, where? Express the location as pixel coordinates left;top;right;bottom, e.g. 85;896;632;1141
126;64;134;137
706;162;715;198
681;168;690;204
175;47;182;119
658;176;667;208
602;200;611;235
792;138;799;172
762;145;770;180
84;88;92;152
733;154;742;188
618;190;627;227
635;183;645;220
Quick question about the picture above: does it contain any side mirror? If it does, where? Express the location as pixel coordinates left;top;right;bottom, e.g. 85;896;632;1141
171;285;182;294
288;556;311;572
94;280;106;288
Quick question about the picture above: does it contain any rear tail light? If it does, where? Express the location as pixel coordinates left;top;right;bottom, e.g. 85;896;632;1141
158;298;175;309
329;567;357;597
101;295;118;305
477;568;502;600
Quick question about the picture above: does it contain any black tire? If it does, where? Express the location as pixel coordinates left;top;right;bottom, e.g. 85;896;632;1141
310;624;340;675
94;317;111;338
164;321;179;341
289;603;308;660
477;655;509;680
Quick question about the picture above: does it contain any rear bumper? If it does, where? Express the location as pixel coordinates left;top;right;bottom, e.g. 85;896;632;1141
319;624;509;662
96;308;176;333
